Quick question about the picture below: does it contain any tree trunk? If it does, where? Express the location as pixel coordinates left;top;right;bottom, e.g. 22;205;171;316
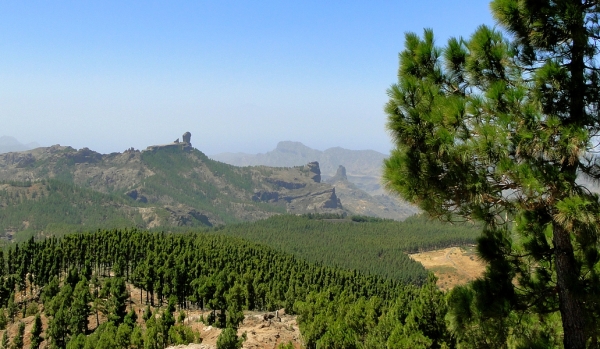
553;223;587;349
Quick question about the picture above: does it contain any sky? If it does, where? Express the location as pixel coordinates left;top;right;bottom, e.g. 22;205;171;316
1;1;495;155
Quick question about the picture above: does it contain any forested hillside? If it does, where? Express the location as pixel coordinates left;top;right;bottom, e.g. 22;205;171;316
0;227;565;349
208;214;480;283
0;180;147;241
0;229;421;348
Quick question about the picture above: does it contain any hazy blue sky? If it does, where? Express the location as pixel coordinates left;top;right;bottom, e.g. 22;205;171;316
1;1;495;155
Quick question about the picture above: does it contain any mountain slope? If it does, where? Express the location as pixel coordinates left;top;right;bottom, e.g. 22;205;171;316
212;141;419;218
0;135;347;240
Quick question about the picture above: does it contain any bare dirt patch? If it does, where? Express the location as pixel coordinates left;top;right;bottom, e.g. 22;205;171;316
174;312;301;349
410;246;486;291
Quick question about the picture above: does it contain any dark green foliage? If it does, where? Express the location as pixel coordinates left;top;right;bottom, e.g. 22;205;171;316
124;309;138;328
6;294;16;324
106;278;129;325
140;147;283;224
0;179;142;241
295;275;454;349
0;180;144;242
1;228;433;347
65;334;86;349
116;323;132;349
209;214;479;283
144;315;163;349
94;322;117;349
384;1;600;348
48;306;69;348
177;310;185;324
11;321;24;349
70;279;91;336
168;325;198;346
216;327;245;349
142;306;152;322
30;314;43;349
131;325;144;349
0;331;6;349
226;284;245;330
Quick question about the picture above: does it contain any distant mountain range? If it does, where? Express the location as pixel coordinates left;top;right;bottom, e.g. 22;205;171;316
0;134;418;241
212;141;389;193
211;141;419;217
0;136;39;154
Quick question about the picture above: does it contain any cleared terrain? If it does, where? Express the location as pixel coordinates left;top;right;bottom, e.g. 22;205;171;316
410;246;486;290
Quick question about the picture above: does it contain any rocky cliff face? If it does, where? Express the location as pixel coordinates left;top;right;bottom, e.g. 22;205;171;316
211;141;403;198
251;162;342;214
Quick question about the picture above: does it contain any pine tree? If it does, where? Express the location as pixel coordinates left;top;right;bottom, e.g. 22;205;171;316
131;325;144;349
48;306;69;349
108;277;129;325
7;294;16;324
216;327;245;349
226;283;245;330
384;1;600;348
11;321;24;349
70;279;91;336
30;314;43;349
0;330;7;349
0;309;6;330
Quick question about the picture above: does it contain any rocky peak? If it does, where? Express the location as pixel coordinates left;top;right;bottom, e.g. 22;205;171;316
304;161;321;183
330;165;348;182
182;132;192;145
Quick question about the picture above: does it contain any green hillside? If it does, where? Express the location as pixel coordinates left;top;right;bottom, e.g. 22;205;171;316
205;214;480;284
139;147;278;224
0;145;345;239
0;180;147;241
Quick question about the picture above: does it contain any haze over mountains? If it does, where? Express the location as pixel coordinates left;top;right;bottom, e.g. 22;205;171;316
0;136;39;154
212;141;389;194
212;141;420;219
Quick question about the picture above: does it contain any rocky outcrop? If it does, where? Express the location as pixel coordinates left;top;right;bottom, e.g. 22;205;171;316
164;205;212;227
252;191;279;202
305;161;321;183
282;188;342;213
182;132;192;145
264;178;306;190
145;132;193;152
0;152;36;168
125;189;148;203
327;165;348;183
67;147;102;164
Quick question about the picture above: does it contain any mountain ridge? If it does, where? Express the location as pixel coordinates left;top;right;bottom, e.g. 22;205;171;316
211;141;419;217
0;135;40;154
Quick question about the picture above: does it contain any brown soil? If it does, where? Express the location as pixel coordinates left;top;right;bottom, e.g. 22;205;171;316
410;246;486;291
171;311;301;349
0;281;301;349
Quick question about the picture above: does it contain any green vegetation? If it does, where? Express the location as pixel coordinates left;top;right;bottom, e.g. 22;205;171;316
0;180;144;241
0;228;565;348
207;214;479;284
0;229;415;347
140;147;284;224
384;0;600;347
